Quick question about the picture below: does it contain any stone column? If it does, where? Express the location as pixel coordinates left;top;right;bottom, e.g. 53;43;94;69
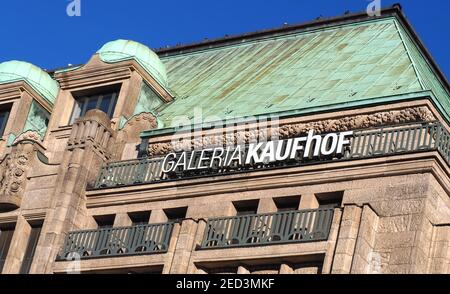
237;265;250;274
162;223;181;274
331;205;362;274
7;91;33;135
1;216;31;274
168;219;199;274
114;71;143;119
350;205;380;274
113;213;132;227
149;210;168;224
298;194;319;210
29;110;115;274
186;219;208;274
410;218;434;274
322;208;343;274
257;198;277;214
428;225;450;274
279;263;294;274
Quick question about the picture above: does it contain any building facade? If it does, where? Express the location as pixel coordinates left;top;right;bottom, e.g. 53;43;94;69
0;5;449;274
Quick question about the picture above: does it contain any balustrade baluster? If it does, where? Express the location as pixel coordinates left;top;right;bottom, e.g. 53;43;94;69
57;223;174;260
200;209;335;249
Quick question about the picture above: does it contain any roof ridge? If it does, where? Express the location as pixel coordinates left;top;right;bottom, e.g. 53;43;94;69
46;5;403;74
155;5;403;56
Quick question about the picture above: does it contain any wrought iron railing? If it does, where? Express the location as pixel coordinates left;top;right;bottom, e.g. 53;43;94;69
200;208;335;249
57;222;174;260
93;122;450;189
94;156;168;189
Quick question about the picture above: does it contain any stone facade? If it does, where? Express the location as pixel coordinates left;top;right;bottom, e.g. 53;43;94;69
0;7;449;275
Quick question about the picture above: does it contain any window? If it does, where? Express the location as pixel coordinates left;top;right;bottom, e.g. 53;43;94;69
19;225;42;274
0;226;15;273
163;207;187;222
128;211;151;226
232;200;260;245
133;82;164;115
233;200;259;216
316;191;344;208
94;215;116;228
23;101;50;138
274;196;301;212
70;91;118;124
0;105;11;137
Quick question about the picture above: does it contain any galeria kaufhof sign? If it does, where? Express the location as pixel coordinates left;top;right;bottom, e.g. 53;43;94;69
162;130;354;175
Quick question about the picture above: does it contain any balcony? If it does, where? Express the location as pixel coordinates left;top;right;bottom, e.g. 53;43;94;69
93;121;450;189
57;222;174;260
200;208;335;249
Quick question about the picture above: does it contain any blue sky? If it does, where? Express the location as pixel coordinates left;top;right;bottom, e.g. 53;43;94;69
0;0;448;80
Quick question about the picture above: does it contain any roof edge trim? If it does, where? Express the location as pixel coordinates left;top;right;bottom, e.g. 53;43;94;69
141;90;439;139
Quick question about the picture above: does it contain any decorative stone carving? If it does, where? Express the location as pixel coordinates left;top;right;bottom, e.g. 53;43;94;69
148;142;173;157
114;112;158;160
278;106;434;139
147;107;435;156
12;130;43;146
0;143;34;212
119;112;158;142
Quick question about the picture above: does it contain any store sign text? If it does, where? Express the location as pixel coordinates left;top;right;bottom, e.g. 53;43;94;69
162;130;353;173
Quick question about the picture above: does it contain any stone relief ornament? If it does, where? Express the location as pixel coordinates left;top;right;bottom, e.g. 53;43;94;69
147;107;435;156
0;143;34;210
122;112;158;130
12;130;43;146
116;112;159;158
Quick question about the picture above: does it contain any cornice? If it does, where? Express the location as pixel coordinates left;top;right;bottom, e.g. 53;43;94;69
85;152;450;208
0;81;53;112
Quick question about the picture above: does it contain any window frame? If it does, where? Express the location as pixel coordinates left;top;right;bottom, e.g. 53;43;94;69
19;226;42;274
70;91;119;124
0;228;14;272
0;106;11;138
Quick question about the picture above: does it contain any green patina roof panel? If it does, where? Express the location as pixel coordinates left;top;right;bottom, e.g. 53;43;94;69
0;60;59;105
152;17;449;130
98;39;168;87
396;22;450;116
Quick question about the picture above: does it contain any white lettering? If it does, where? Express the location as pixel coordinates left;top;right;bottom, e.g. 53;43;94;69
228;145;243;166
162;130;354;174
210;147;224;168
187;151;197;171
321;133;339;156
197;149;212;169
161;153;176;173
304;130;322;157
224;146;233;165
245;142;265;164
275;139;292;161
260;141;276;163
337;131;353;154
174;152;187;171
290;137;306;159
